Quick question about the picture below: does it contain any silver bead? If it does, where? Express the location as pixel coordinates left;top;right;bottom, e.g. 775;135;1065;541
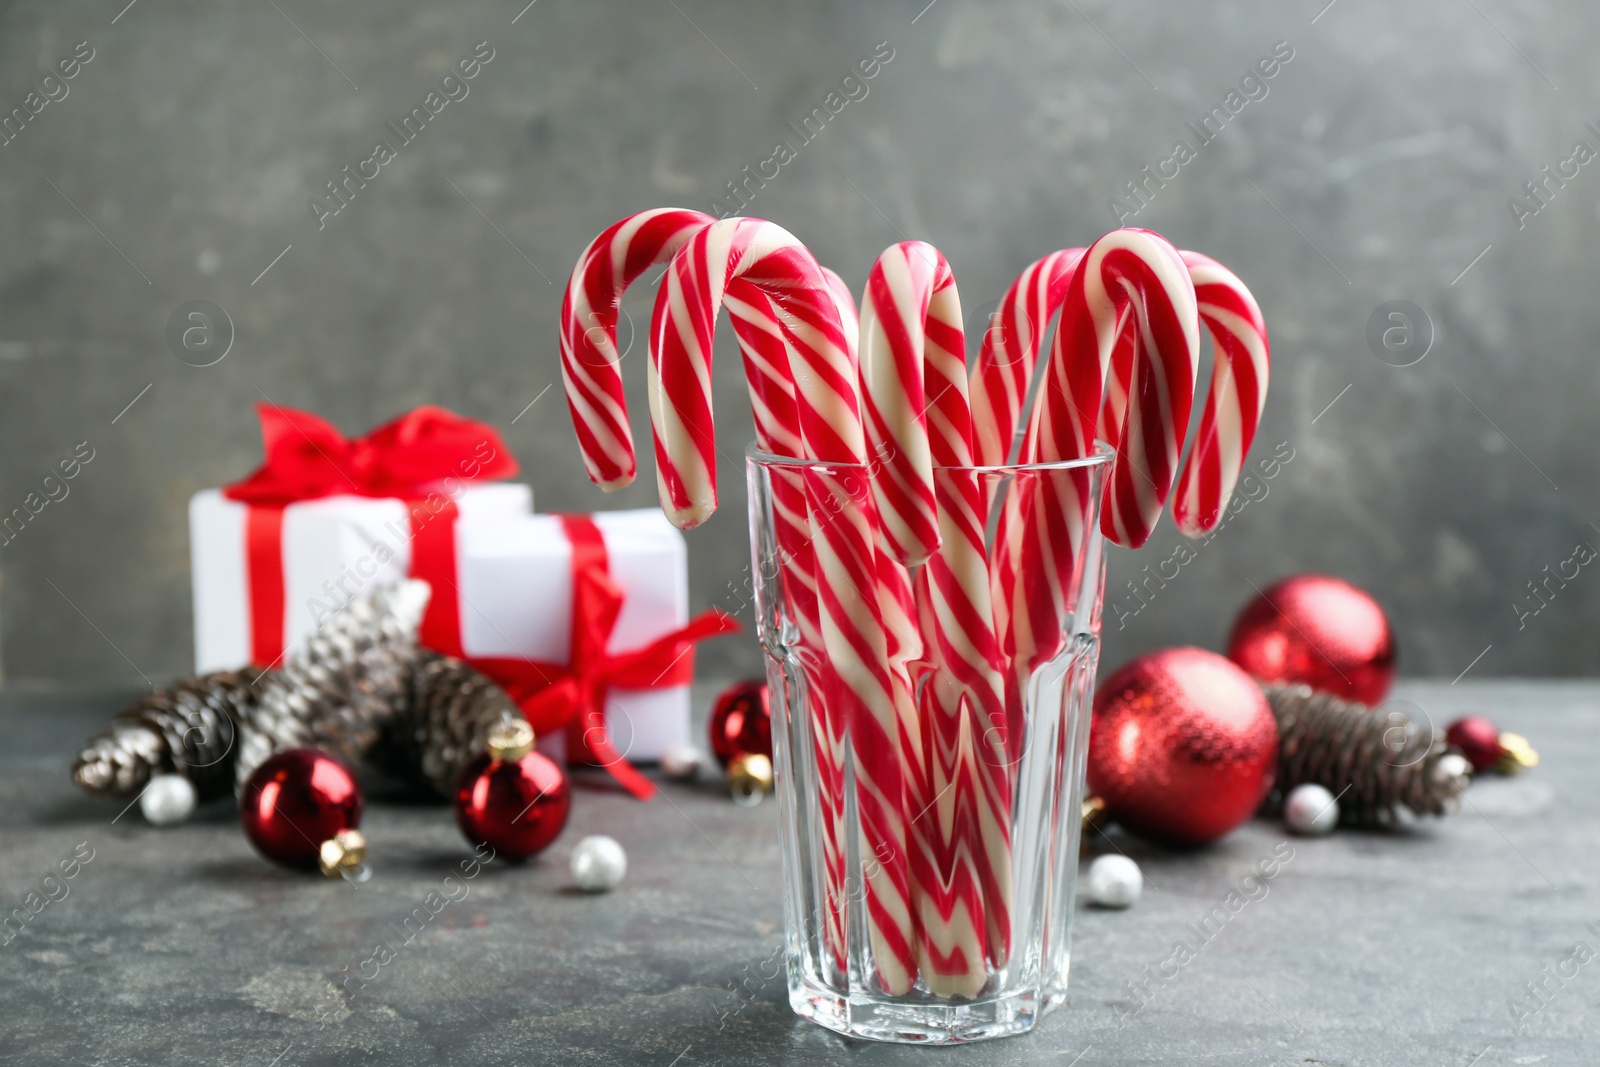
659;744;703;781
1085;854;1142;908
140;774;197;827
1284;782;1339;836
571;834;627;892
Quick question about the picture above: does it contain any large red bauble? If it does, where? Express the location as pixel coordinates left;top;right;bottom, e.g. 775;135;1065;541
1088;648;1278;846
454;750;571;860
708;680;772;768
240;749;364;870
1227;574;1396;705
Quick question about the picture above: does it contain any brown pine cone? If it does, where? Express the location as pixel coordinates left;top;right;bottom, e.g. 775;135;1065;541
1261;682;1471;825
72;667;262;801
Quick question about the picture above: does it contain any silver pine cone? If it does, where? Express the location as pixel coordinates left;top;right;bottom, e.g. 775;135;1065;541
233;580;431;788
71;668;262;800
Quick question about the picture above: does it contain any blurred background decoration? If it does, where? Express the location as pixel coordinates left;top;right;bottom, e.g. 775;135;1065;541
1;0;1595;685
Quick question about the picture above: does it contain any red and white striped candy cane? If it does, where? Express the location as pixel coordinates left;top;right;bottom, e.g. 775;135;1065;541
999;230;1200;692
560;213;855;971
651;218;919;994
722;281;855;973
1096;251;1268;537
968;248;1086;468
860;241;1016;987
560;209;716;491
1027;228;1201;547
1167;251;1271;536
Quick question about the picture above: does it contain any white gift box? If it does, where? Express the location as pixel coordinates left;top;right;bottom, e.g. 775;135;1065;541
455;510;690;763
190;488;692;761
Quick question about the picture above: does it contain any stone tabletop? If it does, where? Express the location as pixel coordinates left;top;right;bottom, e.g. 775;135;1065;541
1;680;1593;1066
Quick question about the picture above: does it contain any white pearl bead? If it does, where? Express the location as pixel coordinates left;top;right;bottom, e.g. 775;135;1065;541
141;774;197;827
1284;782;1339;836
1086;854;1142;908
571;834;627;892
659;744;703;781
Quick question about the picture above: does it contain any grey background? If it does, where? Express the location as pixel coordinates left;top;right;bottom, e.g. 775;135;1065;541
1;0;1596;686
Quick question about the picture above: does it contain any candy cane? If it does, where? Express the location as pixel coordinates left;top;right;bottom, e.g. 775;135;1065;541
968;248;1086;468
1028;228;1200;545
1001;230;1200;694
1096;251;1268;536
860;242;1016;988
560;212;855;971
1170;251;1270;535
651;218;919;994
560;209;717;491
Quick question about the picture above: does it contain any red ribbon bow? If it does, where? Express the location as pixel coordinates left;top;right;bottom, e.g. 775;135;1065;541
471;516;741;800
225;403;518;505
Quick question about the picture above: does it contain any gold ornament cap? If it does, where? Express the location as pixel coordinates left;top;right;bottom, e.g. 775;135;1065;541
487;718;535;762
728;753;774;806
318;828;367;878
1495;732;1539;775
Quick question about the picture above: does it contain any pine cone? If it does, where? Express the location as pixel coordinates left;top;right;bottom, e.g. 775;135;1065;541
370;651;523;797
1261;682;1471;825
234;580;430;788
72;667;262;800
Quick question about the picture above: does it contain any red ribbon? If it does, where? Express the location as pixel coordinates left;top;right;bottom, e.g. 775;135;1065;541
224;405;738;799
467;516;741;800
224;403;516;666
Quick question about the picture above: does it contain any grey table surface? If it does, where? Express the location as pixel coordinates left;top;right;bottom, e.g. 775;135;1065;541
0;679;1592;1067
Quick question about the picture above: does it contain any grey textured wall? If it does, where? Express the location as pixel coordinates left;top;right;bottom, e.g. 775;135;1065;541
2;0;1597;686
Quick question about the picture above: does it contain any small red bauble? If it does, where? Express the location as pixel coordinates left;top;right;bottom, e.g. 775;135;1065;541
1446;716;1503;772
240;749;365;873
454;720;571;860
708;680;771;768
1088;647;1278;846
1227;574;1396;706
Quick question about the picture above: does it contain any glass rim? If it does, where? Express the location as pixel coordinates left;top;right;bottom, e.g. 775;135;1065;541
746;440;1114;475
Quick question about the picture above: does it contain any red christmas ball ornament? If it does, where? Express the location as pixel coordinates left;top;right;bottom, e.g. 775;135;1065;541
240;749;366;876
1445;716;1504;773
454;719;571;860
708;680;772;768
1088;648;1278;846
1227;574;1396;706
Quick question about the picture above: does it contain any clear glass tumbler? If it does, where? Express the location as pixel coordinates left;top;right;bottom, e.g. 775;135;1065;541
746;446;1112;1043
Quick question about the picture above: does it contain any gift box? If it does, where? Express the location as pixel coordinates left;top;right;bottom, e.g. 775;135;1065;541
189;404;736;796
456;510;696;765
191;483;531;672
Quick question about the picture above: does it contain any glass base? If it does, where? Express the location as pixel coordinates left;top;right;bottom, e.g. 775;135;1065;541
789;974;1066;1044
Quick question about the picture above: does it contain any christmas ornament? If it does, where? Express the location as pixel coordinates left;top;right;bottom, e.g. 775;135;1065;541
72;667;261;801
372;650;524;796
240;749;366;876
1283;782;1338;836
727;752;774;807
1445;716;1539;775
571;834;627;892
659;743;703;781
1085;854;1142;908
1445;715;1501;772
708;680;772;767
454;718;571;860
1088;648;1278;846
1495;733;1539;775
1262;683;1470;825
140;774;198;827
236;581;429;788
1227;574;1395;705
